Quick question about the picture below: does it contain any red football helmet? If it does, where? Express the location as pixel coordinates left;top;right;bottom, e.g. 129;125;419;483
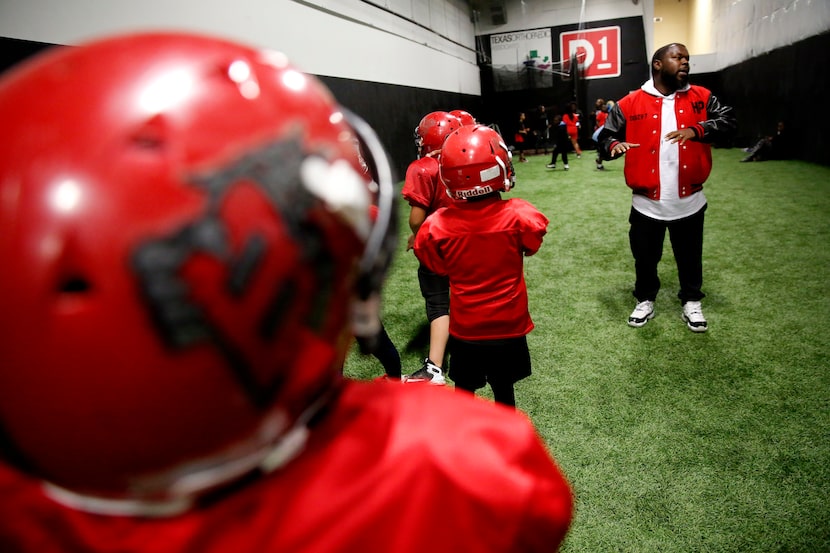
449;110;477;126
0;32;396;514
439;125;513;201
415;111;462;157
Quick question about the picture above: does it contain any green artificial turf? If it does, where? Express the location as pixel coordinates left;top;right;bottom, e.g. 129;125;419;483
344;148;830;552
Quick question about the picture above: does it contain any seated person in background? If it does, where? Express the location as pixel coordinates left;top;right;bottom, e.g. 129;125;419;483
742;120;792;161
0;31;573;553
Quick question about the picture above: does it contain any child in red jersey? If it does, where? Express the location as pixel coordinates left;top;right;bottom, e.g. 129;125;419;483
413;125;549;407
563;101;583;157
401;111;463;384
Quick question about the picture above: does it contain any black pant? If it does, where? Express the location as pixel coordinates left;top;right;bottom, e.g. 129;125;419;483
355;324;401;378
417;264;449;322
549;141;569;165
628;204;707;304
448;335;531;408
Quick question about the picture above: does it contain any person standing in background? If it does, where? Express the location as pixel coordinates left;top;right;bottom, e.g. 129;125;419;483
597;43;736;332
562;101;582;158
592;98;608;170
534;105;551;155
515;111;530;162
545;114;571;171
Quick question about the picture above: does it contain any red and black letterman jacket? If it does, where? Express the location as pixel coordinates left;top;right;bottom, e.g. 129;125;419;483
598;80;735;199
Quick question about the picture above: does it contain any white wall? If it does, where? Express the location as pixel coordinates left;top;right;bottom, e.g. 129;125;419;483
473;0;653;58
0;0;481;95
472;0;646;35
474;0;830;72
712;0;830;68
3;0;828;95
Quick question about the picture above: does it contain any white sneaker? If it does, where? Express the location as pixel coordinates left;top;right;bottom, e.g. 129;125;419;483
545;163;555;169
563;164;569;170
403;358;446;385
682;301;708;332
628;300;654;327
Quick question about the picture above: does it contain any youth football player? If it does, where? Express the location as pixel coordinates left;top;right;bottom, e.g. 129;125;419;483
400;111;462;384
413;125;549;408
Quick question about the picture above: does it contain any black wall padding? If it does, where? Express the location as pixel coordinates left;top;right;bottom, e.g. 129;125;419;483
714;31;830;166
0;36;56;73
320;76;482;179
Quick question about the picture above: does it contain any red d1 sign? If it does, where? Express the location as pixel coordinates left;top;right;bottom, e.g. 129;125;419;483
560;26;621;79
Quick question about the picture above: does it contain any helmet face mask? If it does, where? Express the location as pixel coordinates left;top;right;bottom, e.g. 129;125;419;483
439;125;514;201
0;32;396;511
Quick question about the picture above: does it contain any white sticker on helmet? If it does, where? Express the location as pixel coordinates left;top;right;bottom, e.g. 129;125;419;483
479;164;500;183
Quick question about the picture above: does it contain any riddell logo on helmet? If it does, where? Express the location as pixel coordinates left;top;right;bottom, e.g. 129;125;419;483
457;185;493;199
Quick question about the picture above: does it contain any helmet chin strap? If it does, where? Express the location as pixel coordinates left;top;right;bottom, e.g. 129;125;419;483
42;390;334;518
43;482;194;518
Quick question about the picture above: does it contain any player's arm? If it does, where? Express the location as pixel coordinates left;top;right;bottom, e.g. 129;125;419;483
517;202;549;256
407;205;427;251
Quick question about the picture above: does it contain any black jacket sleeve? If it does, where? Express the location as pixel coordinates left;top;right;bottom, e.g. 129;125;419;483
596;103;626;161
694;93;737;143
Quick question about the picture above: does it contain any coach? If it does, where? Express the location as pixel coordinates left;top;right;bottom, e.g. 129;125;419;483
598;42;736;333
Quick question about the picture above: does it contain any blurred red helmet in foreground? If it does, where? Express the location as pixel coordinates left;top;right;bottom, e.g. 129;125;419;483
0;32;396;514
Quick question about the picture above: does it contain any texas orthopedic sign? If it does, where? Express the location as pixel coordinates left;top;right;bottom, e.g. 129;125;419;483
490;25;620;79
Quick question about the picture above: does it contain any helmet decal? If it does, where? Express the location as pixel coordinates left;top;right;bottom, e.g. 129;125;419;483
455;184;494;200
132;136;338;409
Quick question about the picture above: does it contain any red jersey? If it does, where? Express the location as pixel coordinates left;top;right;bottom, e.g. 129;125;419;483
0;381;572;552
413;196;548;340
401;155;452;214
595;110;608;130
562;113;580;138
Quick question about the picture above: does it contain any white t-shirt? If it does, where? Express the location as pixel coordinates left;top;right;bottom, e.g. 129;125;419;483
632;79;707;221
